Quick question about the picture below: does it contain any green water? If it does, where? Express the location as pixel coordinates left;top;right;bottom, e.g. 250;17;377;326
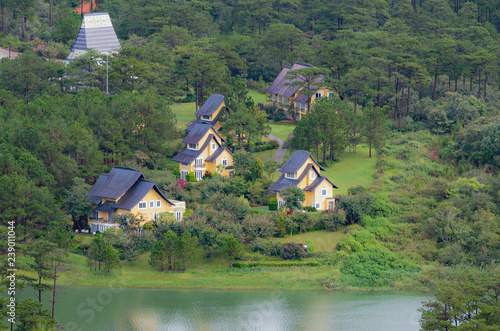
20;287;432;330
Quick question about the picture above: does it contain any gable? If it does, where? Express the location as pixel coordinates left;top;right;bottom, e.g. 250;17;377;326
91;167;144;200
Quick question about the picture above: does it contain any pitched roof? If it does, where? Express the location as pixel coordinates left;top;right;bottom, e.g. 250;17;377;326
195;94;225;116
181;122;225;145
205;146;232;162
172;135;214;164
67;12;121;62
268;164;311;192
90;167;145;200
86;173;109;205
304;176;339;192
266;63;315;97
113;180;174;210
279;150;325;174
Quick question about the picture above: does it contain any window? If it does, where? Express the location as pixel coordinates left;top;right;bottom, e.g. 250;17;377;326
156;199;161;208
180;170;189;180
138;201;147;210
285;173;295;179
195;171;203;181
284;97;288;104
188;143;197;150
328;201;335;210
202;115;210;120
321;188;327;196
180;163;189;167
222;158;228;167
278;199;286;209
152;212;160;221
195;157;203;168
310;172;315;180
211;142;217;151
327;92;333;98
91;210;99;219
149;200;154;208
176;211;182;222
315;92;323;98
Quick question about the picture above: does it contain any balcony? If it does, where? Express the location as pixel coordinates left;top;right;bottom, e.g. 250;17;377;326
194;163;206;170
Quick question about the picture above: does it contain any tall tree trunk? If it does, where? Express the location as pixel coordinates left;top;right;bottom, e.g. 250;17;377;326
323;148;326;164
394;77;399;123
407;86;410;116
1;2;5;35
329;142;334;160
432;73;437;100
49;0;52;27
51;262;58;318
258;17;261;36
399;82;404;131
195;80;199;110
455;79;458;92
463;76;465;87
377;74;381;108
448;77;451;89
470;76;473;92
20;7;25;39
369;141;372;158
477;71;482;99
484;72;488;99
200;72;204;105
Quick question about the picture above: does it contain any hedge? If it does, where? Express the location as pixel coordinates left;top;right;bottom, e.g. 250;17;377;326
232;260;320;268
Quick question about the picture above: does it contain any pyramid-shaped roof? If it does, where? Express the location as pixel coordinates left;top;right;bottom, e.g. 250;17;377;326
66;12;121;62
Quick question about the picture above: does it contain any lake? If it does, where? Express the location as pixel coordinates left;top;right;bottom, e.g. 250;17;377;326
16;287;432;330
11;286;432;331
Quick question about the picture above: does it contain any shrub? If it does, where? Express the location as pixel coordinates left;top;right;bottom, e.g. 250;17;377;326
303;206;317;212
347;185;367;195
242;215;276;239
185;172;196;182
251;239;283;256
336;194;375;224
268;197;278;211
321;209;347;231
281;242;307;260
232;261;320;268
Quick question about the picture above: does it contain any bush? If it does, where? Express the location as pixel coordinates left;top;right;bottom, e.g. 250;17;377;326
336;194;375;224
268;197;278;211
281;242;307;260
232;261;320;268
251;239;283;256
321;209;347;231
185;172;196;182
303;206;317;212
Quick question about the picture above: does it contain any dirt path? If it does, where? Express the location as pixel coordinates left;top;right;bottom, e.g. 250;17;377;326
0;47;20;60
267;134;285;163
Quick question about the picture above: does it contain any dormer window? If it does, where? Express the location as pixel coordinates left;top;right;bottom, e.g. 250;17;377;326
310;172;315;180
315;92;323;98
285;173;295;179
202;115;210;120
188;143;197;150
211;142;217;151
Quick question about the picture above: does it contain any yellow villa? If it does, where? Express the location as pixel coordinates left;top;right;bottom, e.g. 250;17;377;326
268;150;338;210
266;63;333;120
86;167;185;232
172;122;234;180
185;94;229;133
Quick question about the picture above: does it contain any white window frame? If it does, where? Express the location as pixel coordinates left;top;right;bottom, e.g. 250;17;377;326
202;115;210;120
195;157;203;168
222;158;228;167
278;199;285;209
285;172;295;179
321;188;327;196
176;211;182;222
188;143;197;150
138;201;147;210
195;171;203;181
211;142;217;151
180;170;189;180
180;163;189;167
315;92;323;98
328;200;335;210
156;199;161;208
310;172;315;180
149;200;154;208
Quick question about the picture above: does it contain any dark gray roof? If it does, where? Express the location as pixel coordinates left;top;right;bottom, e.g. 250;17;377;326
268;164;310;192
172;135;214;164
184;116;220;132
91;167;144;200
94;200;116;213
181;122;225;144
86;173;109;205
195;94;225;116
304;176;338;191
266;63;311;97
206;146;232;162
279;150;325;174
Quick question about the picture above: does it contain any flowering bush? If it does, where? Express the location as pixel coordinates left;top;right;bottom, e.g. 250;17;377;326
242;215;276;239
321;209;347;231
30;37;58;60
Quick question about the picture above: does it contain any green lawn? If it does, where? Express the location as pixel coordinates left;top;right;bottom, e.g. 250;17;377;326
322;145;378;195
170;102;196;123
271;228;349;252
248;89;267;104
254;148;278;162
269;124;295;141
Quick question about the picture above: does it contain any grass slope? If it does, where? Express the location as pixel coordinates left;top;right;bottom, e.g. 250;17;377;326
321;145;378;195
269;124;295;141
271;228;349;252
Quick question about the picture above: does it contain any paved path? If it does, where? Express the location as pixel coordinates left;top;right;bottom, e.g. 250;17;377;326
0;47;20;60
267;134;285;163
